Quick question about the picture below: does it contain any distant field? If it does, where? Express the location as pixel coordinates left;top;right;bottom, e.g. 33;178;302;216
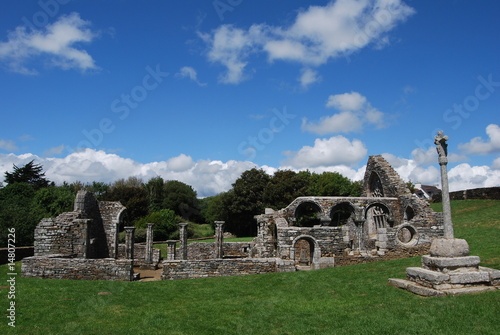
1;200;499;334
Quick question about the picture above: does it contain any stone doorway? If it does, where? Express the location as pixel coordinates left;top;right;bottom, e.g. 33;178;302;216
294;238;313;266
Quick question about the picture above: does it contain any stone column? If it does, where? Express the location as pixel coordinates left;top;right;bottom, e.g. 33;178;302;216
434;131;454;239
166;240;177;260
145;223;155;265
124;226;136;260
215;221;225;259
179;223;188;260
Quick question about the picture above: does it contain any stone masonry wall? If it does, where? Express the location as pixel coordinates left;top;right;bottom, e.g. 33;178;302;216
162;258;295;280
117;243;161;266
186;242;253;260
22;255;134;281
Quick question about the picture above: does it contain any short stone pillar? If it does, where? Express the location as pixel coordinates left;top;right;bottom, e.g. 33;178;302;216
124;226;136;260
166;240;177;260
179;223;188;260
145;223;155;265
215;221;225;259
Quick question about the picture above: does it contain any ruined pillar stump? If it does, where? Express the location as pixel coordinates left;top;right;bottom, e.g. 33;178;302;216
179;223;188;260
215;221;225;259
124;226;136;260
166;240;178;261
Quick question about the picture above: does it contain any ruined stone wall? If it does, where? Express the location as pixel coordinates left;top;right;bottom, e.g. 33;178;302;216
184;242;253;260
22;255;134;281
362;155;412;197
161;258;295;280
34;213;87;257
99;201;125;258
117;243;161;266
276;227;347;259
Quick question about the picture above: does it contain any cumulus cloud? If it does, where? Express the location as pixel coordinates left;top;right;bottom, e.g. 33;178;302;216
411;146;467;166
379;153;500;192
302;91;385;135
459;124;500;155
176;66;207;86
283;135;367;168
202;0;414;83
0;150;259;197
0;12;98;74
0;139;18;151
299;68;321;88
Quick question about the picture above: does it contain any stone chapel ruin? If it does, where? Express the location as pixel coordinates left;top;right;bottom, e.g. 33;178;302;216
23;154;448;281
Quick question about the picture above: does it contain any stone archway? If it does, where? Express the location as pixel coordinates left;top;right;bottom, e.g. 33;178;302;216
290;235;321;269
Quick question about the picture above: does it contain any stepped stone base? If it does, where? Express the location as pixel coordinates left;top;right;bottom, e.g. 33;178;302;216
389;253;500;296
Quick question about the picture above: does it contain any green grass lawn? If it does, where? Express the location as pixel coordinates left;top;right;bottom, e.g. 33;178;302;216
1;200;499;334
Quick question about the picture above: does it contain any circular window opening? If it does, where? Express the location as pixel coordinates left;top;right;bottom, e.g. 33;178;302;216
396;225;418;245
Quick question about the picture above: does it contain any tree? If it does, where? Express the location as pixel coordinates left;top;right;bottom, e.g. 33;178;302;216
145;176;164;213
135;209;178;241
103;177;148;224
0;183;38;246
263;170;310;209
226;168;270;236
33;185;75;218
4;160;50;190
308;171;354;196
163;180;199;221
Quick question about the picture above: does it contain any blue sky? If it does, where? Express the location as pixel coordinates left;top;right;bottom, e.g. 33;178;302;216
0;0;499;197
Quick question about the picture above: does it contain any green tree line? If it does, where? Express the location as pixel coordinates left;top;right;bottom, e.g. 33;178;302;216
0;161;362;246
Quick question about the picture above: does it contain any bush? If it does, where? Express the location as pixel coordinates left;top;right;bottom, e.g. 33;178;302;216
118;227;147;243
135;209;178;241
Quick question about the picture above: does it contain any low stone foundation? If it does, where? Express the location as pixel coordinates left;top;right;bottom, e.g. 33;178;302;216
22;255;134;281
161;258;295;280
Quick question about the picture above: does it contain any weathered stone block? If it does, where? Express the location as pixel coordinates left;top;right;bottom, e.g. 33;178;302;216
429;238;469;257
422;255;480;270
406;267;449;283
448;271;490;284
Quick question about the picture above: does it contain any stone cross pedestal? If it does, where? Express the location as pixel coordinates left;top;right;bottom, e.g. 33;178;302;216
389;131;500;296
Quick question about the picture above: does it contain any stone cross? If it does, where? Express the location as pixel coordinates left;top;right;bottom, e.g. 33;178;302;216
434;131;454;239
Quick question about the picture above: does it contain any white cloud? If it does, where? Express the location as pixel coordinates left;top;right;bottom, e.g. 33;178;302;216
0;139;18;151
302;91;385;135
299;68;321;88
448;163;500;191
176;66;207;86
493;157;500;170
166;154;195;172
283;135;367;168
0;150;258;197
412;146;467;166
202;0;414;83
459;124;500;155
0;12;98;74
